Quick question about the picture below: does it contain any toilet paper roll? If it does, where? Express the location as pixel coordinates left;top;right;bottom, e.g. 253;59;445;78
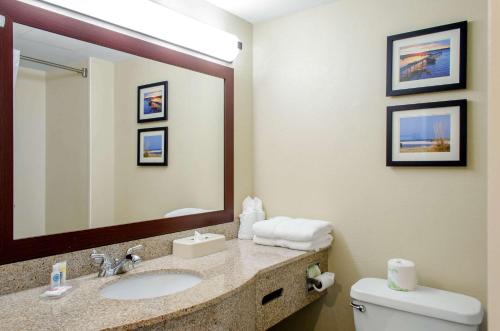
387;258;416;291
313;272;335;292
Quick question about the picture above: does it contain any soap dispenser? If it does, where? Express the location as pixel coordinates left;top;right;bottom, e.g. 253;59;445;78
50;264;61;289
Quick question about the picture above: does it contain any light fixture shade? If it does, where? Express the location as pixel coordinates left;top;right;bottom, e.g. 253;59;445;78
39;0;242;62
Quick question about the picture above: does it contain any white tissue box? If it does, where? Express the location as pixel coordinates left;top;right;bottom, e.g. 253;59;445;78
173;233;226;258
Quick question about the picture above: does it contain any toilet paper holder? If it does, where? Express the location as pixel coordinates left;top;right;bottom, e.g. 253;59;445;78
306;262;322;291
307;277;323;290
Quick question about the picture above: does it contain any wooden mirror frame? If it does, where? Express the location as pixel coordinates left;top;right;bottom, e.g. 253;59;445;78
0;1;234;264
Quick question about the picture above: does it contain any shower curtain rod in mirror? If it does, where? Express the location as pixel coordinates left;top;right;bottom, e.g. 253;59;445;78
20;54;88;78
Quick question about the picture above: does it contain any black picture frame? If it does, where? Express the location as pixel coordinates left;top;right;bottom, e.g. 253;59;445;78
386;21;467;96
137;81;168;123
137;127;168;166
386;100;467;167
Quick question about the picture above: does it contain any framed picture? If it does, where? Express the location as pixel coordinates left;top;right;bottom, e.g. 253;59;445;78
386;100;467;167
137;81;168;123
386;21;467;96
137;127;168;166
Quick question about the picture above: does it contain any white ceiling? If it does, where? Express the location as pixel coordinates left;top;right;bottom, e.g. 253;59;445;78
202;0;337;23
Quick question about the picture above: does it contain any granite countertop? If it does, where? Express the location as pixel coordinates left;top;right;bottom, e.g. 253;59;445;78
0;239;313;330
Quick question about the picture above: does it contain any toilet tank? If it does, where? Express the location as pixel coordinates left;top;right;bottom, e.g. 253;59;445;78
350;278;483;331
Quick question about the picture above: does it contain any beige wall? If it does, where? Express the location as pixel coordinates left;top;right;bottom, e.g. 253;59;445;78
13;67;46;239
113;57;224;223
45;65;90;235
488;0;499;329
254;1;487;330
89;57;115;228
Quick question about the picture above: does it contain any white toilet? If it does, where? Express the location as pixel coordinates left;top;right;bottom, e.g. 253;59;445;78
350;278;483;331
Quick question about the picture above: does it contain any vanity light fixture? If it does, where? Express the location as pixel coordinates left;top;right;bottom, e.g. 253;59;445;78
39;0;242;62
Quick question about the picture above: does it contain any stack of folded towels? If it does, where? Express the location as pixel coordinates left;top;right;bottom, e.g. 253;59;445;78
252;216;333;251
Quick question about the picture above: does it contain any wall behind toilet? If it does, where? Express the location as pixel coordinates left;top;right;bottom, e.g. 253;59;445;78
488;0;500;330
253;0;487;330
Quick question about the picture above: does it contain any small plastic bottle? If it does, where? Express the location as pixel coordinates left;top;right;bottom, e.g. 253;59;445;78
50;264;61;289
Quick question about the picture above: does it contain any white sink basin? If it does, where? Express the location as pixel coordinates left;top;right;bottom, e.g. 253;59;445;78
100;271;202;300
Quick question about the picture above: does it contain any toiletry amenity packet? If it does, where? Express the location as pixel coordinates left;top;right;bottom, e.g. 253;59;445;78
41;285;73;299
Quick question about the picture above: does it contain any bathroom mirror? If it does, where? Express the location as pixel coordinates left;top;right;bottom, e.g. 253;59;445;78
0;1;234;263
13;23;225;239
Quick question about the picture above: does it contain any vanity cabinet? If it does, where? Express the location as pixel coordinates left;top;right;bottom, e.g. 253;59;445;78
256;250;328;330
0;240;330;331
140;248;329;331
136;285;257;331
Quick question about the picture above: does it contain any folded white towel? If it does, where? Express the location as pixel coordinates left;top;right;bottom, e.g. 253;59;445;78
254;197;264;212
253;234;333;252
252;217;332;242
238;211;265;240
238;196;266;240
242;196;256;213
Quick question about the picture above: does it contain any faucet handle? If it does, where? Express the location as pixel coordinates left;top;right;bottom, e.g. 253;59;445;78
90;249;109;265
129;254;142;265
126;244;143;255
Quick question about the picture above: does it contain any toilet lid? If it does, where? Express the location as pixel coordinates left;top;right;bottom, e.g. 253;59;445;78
350;278;483;326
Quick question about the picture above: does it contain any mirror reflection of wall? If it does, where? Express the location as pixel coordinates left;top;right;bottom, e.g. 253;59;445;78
13;23;224;240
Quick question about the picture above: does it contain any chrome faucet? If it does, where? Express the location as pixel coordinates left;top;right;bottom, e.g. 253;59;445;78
90;245;143;277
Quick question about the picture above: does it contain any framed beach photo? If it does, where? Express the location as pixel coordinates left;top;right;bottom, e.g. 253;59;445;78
386;100;467;167
137;81;168;123
137;127;168;166
386;21;467;96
